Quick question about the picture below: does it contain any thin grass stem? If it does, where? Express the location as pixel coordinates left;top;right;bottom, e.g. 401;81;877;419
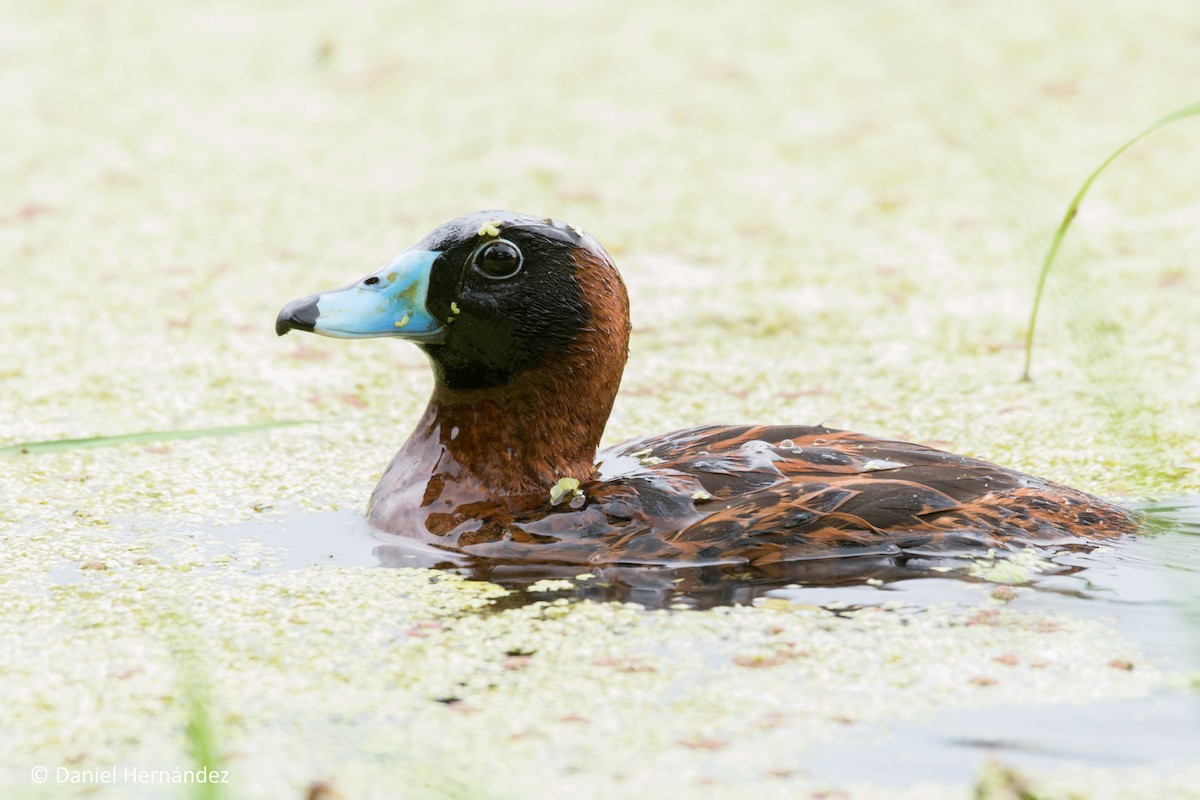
1021;101;1200;381
0;420;315;457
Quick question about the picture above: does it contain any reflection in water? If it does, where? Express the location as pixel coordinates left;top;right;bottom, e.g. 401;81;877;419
371;541;1073;609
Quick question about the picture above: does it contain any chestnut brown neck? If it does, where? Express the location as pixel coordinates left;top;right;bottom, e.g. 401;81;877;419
390;248;630;501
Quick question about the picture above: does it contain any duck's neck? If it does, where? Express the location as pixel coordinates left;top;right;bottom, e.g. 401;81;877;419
410;360;620;496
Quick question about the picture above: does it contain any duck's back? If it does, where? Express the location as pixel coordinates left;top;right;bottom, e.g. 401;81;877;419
449;424;1137;566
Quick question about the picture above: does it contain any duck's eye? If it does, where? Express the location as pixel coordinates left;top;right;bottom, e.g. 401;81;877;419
363;276;380;286
474;239;523;280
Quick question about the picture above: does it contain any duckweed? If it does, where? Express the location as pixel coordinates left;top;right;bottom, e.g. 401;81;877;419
549;477;583;507
2;1;1198;798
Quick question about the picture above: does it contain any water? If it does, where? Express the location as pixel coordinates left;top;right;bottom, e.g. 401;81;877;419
193;496;1200;786
800;693;1200;784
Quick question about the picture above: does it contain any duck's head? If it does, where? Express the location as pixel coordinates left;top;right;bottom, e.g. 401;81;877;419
276;211;630;392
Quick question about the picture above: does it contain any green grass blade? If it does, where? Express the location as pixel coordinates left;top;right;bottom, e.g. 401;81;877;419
179;654;225;800
167;619;229;800
0;420;314;457
1021;101;1200;381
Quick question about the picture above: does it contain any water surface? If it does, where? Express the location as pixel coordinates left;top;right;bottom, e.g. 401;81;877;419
194;496;1200;786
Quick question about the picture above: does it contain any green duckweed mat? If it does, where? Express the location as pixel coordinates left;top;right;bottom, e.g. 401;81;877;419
2;1;1198;798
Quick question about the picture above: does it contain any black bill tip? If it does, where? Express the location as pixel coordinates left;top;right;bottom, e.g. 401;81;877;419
275;296;319;336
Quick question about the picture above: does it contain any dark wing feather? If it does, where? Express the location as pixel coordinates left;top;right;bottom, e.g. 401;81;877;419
440;424;1135;566
581;424;1136;563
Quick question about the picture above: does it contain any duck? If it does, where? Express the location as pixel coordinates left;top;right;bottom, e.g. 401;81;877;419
275;210;1137;569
